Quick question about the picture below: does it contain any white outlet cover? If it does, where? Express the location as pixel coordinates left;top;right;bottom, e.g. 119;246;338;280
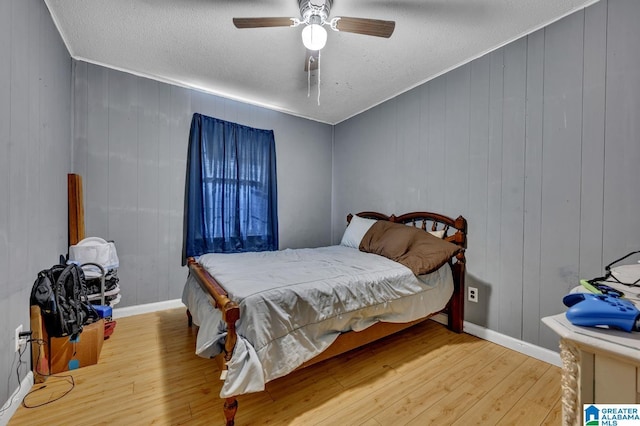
14;324;23;352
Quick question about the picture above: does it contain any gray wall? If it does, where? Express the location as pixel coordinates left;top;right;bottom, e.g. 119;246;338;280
333;0;640;351
72;62;334;307
3;0;639;413
0;0;72;413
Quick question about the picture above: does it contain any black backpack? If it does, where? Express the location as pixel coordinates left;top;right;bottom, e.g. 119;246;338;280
30;263;100;339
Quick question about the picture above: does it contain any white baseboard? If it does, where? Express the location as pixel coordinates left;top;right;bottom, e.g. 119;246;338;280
463;321;561;367
429;313;560;367
112;301;561;367
0;371;33;426
112;299;185;319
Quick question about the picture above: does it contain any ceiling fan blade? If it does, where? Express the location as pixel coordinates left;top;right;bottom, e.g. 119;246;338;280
334;17;395;38
304;49;319;72
233;17;294;29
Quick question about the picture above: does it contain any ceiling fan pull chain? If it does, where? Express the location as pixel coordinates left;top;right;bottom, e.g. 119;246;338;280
307;56;312;98
317;50;321;105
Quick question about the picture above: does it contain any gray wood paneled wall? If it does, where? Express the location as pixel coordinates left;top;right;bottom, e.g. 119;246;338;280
72;62;334;308
0;0;72;413
3;0;639;412
332;0;640;351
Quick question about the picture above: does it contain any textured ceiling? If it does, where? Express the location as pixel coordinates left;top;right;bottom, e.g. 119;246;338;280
44;0;599;124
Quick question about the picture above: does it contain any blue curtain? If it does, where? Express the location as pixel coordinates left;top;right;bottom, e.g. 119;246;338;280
183;113;278;263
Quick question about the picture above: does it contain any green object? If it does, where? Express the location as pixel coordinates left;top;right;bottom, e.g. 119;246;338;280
579;279;625;298
580;279;602;294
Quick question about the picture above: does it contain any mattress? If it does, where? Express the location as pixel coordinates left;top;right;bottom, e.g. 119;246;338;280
182;244;453;397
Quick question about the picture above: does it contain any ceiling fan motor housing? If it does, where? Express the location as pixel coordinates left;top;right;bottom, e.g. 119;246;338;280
299;0;332;24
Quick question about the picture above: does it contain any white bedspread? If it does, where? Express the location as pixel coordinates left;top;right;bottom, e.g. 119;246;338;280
182;245;453;397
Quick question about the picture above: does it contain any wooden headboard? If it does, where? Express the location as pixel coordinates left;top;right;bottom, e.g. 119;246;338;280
348;211;467;249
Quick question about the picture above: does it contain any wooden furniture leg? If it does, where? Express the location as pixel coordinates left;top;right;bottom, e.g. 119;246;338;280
559;338;580;426
221;305;240;425
224;397;238;426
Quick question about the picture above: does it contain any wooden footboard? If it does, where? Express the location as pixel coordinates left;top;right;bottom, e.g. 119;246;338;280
186;258;240;363
186;211;467;426
187;258;241;425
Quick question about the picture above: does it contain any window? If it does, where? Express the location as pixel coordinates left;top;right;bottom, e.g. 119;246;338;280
183;113;278;262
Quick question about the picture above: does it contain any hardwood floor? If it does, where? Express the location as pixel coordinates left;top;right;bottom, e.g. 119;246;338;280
9;308;561;425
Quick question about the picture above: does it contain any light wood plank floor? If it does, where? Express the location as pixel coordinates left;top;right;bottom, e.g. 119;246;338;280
9;308;561;425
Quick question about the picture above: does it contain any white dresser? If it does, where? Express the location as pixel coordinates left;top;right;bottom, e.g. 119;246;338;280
542;313;640;426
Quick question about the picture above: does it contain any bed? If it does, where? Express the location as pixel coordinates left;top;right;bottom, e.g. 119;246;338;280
183;211;467;425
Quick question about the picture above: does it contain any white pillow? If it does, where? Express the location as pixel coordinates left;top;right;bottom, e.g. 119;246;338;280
429;229;446;239
340;215;377;248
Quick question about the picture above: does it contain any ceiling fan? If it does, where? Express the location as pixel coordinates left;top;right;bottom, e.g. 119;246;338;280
233;0;395;70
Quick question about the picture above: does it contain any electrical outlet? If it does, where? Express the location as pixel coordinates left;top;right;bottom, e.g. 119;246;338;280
14;325;22;352
468;286;478;303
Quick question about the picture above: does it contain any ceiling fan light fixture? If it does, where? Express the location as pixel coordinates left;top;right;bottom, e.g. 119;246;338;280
301;24;327;50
